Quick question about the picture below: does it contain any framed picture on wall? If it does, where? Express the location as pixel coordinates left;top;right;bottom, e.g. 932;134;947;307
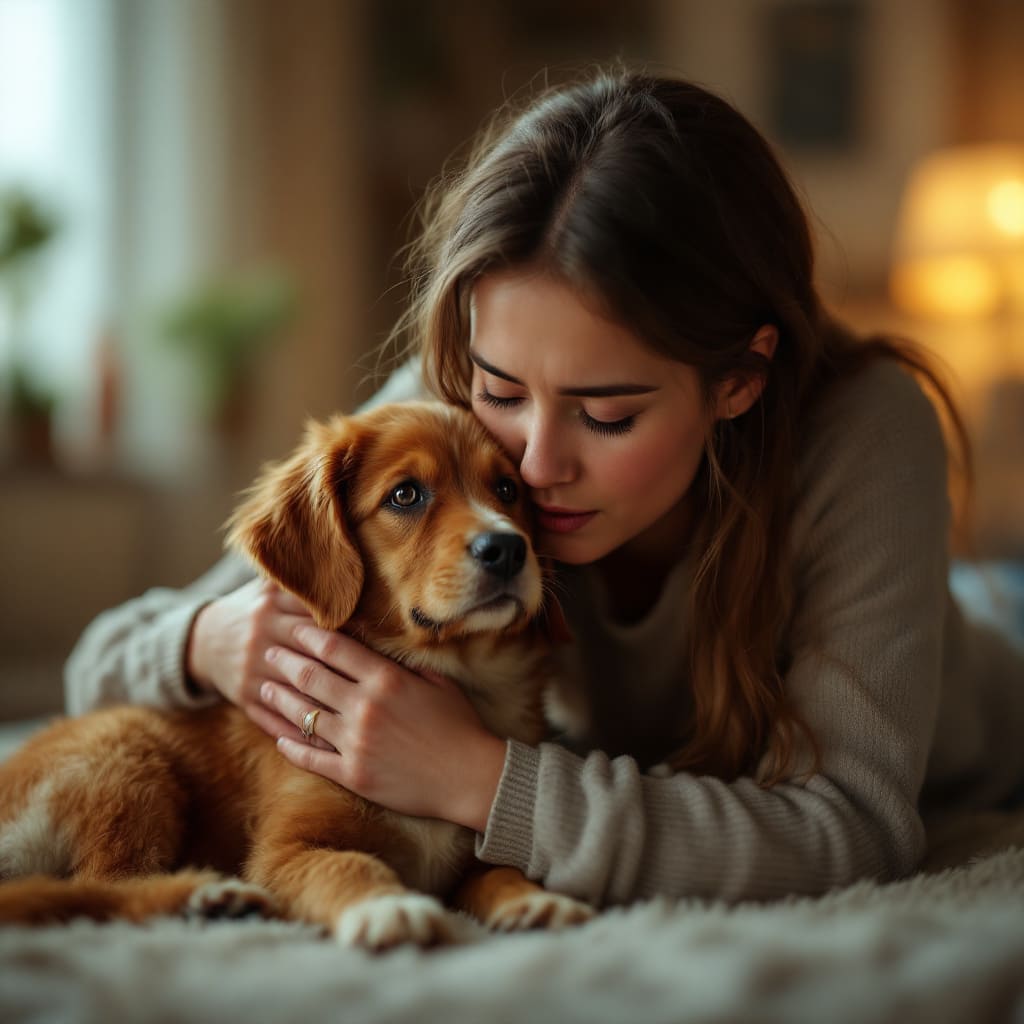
765;0;865;150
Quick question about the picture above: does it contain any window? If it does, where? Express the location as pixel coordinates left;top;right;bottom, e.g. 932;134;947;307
0;0;116;433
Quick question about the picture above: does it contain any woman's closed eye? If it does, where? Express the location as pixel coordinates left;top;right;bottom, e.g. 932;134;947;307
476;387;636;437
476;388;522;411
579;409;635;436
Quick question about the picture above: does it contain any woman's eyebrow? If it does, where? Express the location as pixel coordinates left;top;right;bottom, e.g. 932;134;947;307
469;350;658;398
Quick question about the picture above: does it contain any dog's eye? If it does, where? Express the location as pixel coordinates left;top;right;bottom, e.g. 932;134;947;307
495;478;518;504
388;482;424;509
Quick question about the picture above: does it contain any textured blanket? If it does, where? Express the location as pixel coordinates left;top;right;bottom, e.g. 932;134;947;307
5;567;1022;1021
2;836;1023;1024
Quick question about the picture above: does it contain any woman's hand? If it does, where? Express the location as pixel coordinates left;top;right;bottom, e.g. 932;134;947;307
186;579;324;743
259;625;508;832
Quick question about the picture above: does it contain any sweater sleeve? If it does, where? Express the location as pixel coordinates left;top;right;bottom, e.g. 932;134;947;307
476;363;952;907
63;554;256;714
63;358;429;716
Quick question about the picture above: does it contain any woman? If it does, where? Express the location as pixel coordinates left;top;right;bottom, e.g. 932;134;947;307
65;70;1024;907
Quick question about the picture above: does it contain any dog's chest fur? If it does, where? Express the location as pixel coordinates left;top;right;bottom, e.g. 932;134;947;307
365;633;550;894
374;632;550;745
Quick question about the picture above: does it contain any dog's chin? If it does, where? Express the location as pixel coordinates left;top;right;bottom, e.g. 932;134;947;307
460;595;527;635
409;595;527;638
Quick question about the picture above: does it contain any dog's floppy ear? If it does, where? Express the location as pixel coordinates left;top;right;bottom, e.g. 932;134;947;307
226;417;364;630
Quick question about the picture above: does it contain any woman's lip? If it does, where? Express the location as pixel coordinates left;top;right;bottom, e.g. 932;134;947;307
537;504;591;515
535;506;597;534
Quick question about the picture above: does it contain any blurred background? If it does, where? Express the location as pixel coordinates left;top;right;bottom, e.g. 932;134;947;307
1;0;1023;718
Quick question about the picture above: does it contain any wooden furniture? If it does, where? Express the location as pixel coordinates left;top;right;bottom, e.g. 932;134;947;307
0;470;230;719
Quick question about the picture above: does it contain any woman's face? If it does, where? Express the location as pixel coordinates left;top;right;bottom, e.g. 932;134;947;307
469;268;713;565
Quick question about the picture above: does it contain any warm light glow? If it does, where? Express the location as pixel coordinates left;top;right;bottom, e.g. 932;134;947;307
891;256;1000;319
891;144;1024;318
988;179;1024;237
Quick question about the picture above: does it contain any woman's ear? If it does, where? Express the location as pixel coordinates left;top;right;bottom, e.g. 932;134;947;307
715;325;778;421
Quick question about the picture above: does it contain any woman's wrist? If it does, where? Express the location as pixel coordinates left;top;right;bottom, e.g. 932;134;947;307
184;603;217;695
455;734;508;833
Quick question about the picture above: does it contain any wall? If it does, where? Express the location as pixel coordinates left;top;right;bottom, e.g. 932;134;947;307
3;0;1022;719
654;0;957;299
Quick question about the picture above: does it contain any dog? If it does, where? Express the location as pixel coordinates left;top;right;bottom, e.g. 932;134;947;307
0;401;592;949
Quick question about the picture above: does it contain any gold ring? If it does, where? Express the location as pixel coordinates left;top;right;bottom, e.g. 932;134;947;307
301;708;321;740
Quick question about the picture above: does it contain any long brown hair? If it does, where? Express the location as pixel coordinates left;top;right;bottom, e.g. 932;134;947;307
387;69;971;784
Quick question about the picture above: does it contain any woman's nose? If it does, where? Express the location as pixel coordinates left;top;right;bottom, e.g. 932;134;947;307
517;415;576;489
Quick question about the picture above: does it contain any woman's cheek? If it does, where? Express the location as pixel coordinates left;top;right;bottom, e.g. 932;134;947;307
606;428;705;500
603;446;663;496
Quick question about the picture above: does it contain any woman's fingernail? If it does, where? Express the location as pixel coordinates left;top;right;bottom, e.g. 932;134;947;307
265;647;279;663
261;682;274;702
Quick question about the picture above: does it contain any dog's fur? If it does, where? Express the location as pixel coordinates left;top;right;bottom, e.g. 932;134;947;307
0;401;590;948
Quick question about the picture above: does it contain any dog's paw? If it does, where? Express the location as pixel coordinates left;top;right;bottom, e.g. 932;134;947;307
185;878;279;921
486;891;594;933
647;762;672;778
334;892;458;951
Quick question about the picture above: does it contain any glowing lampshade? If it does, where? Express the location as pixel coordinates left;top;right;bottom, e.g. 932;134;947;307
891;144;1024;318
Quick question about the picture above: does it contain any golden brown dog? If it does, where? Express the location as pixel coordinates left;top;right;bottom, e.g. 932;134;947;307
0;401;591;949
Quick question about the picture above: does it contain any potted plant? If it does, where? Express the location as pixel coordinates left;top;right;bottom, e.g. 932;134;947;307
160;267;297;435
0;189;59;464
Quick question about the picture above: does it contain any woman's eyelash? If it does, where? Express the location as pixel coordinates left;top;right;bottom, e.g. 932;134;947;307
476;389;522;410
476;388;635;436
580;411;635;436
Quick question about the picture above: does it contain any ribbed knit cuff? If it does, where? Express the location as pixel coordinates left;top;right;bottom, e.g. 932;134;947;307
475;739;540;872
155;599;221;709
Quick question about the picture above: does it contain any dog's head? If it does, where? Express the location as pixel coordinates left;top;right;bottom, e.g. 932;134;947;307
226;401;548;649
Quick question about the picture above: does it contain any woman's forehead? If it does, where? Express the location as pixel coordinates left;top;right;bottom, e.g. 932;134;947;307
469;270;689;385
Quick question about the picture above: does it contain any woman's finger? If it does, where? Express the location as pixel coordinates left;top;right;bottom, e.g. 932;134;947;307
246;700;304;742
243;640;307;702
276;736;344;786
271;587;315;615
291;624;389;681
245;699;334;750
266;645;356;707
260;679;342;749
266;612;319;650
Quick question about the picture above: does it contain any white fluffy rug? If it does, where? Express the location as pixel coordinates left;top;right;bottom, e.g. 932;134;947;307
2;843;1023;1024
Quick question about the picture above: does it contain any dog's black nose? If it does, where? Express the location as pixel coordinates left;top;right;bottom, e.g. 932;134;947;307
470;532;527;580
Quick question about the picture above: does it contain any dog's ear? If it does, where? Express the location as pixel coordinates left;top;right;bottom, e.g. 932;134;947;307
226;417;365;630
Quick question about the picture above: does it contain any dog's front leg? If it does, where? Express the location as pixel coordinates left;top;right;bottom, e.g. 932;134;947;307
453;865;594;932
245;839;459;951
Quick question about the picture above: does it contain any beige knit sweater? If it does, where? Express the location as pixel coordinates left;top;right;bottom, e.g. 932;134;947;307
64;359;1024;907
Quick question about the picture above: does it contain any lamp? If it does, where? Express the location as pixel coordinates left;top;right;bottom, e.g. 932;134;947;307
890;145;1024;559
890;143;1024;319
